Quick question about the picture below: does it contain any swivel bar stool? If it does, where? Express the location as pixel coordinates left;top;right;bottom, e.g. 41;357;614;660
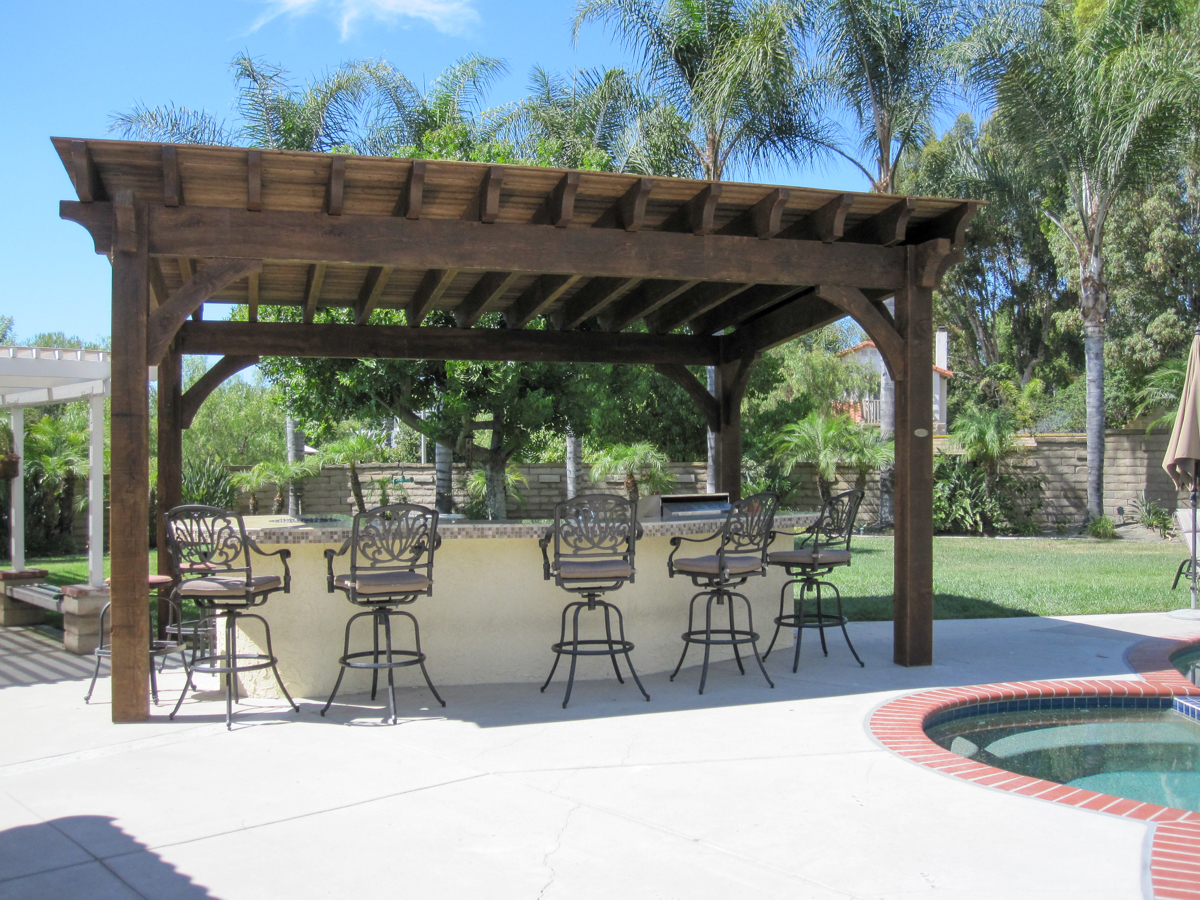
667;492;778;694
539;494;649;708
322;503;445;724
165;505;298;730
764;488;865;670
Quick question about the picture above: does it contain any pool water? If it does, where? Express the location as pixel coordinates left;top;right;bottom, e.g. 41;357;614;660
926;706;1200;811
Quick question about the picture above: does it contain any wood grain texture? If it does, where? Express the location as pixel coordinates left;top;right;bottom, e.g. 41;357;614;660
146;258;264;363
777;193;853;242
846;198;916;246
181;355;260;428
692;283;801;336
247;271;259;322
455;271;520;327
354;266;393;325
246;150;262;211
156;347;182;638
399;159;425;219
814;284;906;381
600;279;698;332
406;268;457;326
647;281;751;334
70;140;106;202
660;183;723;235
326;156;346;216
303;263;327;323
717;188;789;239
555;277;638;330
503;274;580;328
177;320;721;366
109;195;150;722
161;145;181;207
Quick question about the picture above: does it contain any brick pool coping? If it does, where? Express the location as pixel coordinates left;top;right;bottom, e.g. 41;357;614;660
867;634;1200;900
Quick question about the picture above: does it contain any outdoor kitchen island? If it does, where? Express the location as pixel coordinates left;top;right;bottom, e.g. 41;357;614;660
229;511;817;700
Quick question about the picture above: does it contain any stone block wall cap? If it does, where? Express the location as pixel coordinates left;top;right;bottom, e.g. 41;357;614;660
0;569;50;580
62;584;110;598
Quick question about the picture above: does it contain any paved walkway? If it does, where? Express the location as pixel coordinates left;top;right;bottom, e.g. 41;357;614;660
2;613;1199;899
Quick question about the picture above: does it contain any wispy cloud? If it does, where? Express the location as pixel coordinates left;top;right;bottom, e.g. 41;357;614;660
251;0;481;39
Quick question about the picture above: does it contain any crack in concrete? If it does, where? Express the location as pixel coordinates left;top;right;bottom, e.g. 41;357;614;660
536;803;581;900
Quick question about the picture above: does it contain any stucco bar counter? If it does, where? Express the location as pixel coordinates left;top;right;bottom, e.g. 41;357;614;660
228;512;817;700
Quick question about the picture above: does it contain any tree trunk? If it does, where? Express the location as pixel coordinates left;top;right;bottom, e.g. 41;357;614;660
706;366;717;493
248;492;259;516
434;442;452;513
348;461;366;514
484;456;507;521
624;472;639;504
565;430;581;499
59;472;76;540
1080;249;1108;522
272;487;285;515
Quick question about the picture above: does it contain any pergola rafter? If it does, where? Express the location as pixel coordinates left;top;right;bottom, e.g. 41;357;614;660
55;137;979;724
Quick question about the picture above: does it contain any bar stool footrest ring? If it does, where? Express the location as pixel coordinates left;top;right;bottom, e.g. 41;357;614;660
339;649;425;670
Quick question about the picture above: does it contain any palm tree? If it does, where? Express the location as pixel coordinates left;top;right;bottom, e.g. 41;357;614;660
966;0;1200;520
590;442;675;502
773;412;856;501
26;415;89;545
814;0;969;194
842;425;893;494
111;53;373;152
1135;354;1187;431
949;405;1017;494
573;0;827;181
322;434;383;514
233;457;323;516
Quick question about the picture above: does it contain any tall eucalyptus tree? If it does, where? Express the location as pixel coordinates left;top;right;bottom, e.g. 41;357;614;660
966;0;1200;520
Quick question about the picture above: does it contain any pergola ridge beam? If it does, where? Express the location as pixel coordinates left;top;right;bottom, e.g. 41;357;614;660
146;257;264;364
177;320;720;366
814;284;906;381
181;355;260;428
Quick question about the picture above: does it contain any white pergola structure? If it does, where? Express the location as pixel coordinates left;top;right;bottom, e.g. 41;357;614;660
0;347;110;586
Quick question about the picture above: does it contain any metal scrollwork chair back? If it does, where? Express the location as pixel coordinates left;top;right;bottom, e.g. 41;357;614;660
538;494;649;708
322;503;445;723
802;489;863;557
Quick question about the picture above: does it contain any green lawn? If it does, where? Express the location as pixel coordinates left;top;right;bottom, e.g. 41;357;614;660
21;539;1190;624
806;537;1189;621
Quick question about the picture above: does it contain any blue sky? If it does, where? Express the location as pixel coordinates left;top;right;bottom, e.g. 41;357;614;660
0;0;872;344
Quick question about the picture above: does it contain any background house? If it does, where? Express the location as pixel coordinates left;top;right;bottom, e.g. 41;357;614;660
837;327;951;434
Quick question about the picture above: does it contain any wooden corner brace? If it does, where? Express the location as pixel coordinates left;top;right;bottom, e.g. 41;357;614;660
146;258;264;364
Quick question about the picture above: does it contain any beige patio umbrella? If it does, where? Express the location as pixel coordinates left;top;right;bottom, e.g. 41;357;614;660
1163;325;1200;618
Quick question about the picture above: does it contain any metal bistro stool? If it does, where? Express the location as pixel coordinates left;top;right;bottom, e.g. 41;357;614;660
166;505;298;730
764;489;865;671
322;504;445;723
86;574;190;705
539;494;649;708
667;492;779;694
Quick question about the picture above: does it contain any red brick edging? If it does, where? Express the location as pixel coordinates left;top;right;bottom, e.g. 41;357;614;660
868;634;1200;900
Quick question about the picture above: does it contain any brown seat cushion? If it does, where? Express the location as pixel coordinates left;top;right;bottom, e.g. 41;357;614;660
334;571;430;595
558;559;633;580
673;554;763;576
178;574;282;598
769;548;852;567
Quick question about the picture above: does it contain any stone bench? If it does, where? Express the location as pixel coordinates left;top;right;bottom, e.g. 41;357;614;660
0;570;108;655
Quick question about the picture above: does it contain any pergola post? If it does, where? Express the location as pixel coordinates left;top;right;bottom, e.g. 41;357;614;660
156;346;182;636
88;393;105;586
109;193;151;722
714;354;759;501
9;406;23;571
892;248;936;666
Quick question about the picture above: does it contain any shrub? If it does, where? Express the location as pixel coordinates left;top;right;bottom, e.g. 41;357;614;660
1132;494;1173;538
1086;516;1119;540
932;452;1043;536
182;457;237;510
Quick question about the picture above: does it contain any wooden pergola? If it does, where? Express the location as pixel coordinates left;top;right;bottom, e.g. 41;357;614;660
55;137;976;723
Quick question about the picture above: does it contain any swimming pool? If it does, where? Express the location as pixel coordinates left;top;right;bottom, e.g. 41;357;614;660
925;697;1200;812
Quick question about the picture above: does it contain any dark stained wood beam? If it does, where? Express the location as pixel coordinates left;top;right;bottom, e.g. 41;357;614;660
181;355;261;428
247;150;262;212
714;352;760;500
326;156;346;216
156;347;182;639
406;268;457;326
146;257;264;363
397;159;426;218
148;258;169;308
906;202;981;248
653;363;718;430
463;166;504;223
647;282;752;334
529;172;579;227
162;145;181;207
355;265;393;325
303;263;326;324
455;271;521;327
177;320;721;366
555;277;638;330
113;194;137;254
660;183;722;235
85;203;909;290
814;284;906;381
845;198;916;246
777;193;853;242
692;283;803;336
726;293;845;359
70;140;106;202
592;177;653;231
247;271;259;322
599;279;698;332
503;274;580;328
717;188;789;239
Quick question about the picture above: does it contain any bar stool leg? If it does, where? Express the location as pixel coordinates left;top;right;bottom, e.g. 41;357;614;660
225;615;236;729
763;579;790;661
601;601;625;684
670;592;703;681
321;612;358;717
561;603;585;708
792;578;811;674
404;609;444;708
611;603;649;701
815;582;829;656
249;611;299;713
698;592;716;695
727;593;745;675
371;613;381;701
382;611;397;724
84;656;103;703
541;603;572;694
736;591;773;688
832;585;864;667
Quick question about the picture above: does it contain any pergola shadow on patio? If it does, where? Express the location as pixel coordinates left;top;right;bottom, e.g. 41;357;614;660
55;137;977;722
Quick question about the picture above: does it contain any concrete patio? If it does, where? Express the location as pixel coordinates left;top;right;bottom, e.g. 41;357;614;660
2;612;1199;900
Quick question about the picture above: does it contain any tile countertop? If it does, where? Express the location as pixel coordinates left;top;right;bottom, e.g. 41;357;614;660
243;512;819;544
